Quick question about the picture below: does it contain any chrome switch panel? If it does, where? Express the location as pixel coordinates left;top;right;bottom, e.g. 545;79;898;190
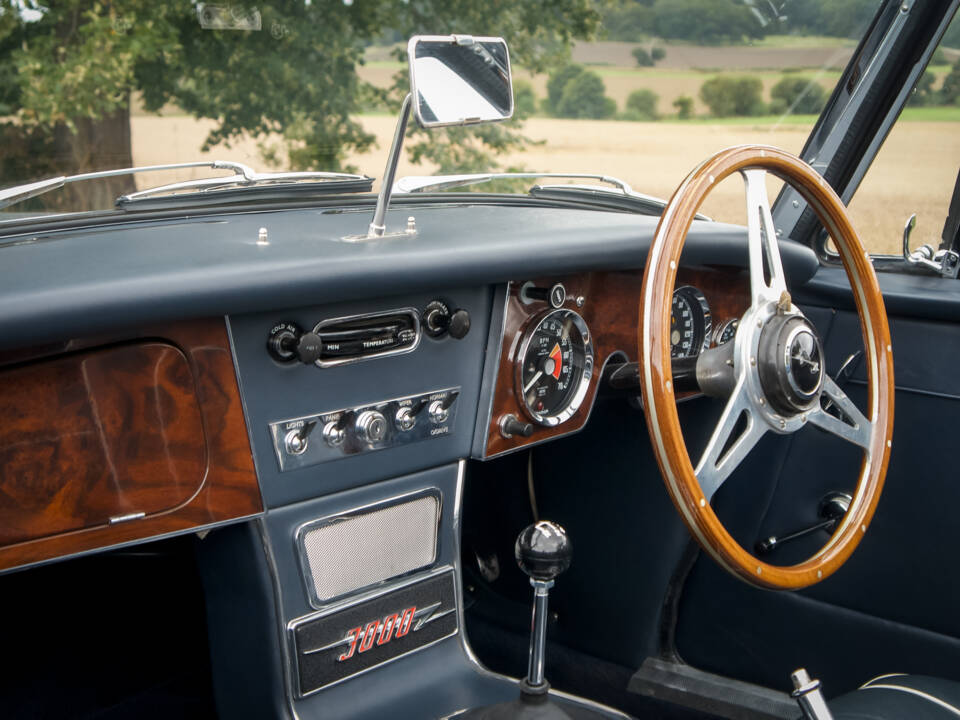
269;387;460;471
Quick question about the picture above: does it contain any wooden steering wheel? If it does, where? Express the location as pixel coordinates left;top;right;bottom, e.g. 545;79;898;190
638;145;894;590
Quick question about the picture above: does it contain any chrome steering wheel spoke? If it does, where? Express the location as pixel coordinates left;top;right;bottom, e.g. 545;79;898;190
807;376;872;450
695;374;768;502
742;169;789;309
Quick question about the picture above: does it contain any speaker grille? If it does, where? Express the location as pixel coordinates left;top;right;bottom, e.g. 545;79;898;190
299;493;440;604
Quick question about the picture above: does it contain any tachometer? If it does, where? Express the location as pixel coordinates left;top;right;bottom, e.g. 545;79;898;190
515;309;594;426
670;286;712;358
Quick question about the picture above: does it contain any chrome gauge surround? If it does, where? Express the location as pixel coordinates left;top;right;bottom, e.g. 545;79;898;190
514;308;594;427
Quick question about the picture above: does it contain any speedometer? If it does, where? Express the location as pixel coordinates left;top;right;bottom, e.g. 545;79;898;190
515;309;594;426
670;286;712;359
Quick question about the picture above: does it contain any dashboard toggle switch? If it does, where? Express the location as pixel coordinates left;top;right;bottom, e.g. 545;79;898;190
321;416;347;448
284;420;317;455
395;397;428;431
429;391;459;424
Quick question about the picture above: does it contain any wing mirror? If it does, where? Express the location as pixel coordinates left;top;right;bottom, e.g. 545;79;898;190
409;35;514;127
352;34;514;241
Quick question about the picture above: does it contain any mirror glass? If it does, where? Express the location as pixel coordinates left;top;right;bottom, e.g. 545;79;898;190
408;36;513;128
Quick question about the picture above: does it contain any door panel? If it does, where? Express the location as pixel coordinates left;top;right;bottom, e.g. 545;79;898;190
675;297;960;697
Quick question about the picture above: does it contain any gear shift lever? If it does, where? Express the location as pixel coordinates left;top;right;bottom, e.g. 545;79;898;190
459;521;614;718
515;520;572;694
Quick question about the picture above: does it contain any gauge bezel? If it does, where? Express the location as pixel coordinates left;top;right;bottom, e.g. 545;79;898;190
671;285;713;358
713;317;739;346
514;308;595;427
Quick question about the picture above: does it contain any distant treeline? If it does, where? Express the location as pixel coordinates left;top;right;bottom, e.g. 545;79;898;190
600;0;909;45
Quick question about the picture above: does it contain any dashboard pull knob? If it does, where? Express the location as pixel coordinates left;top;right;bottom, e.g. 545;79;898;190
268;322;323;364
499;414;534;439
521;282;566;308
423;300;471;339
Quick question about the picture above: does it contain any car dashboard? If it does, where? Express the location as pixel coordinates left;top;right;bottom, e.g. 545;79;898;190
0;198;819;717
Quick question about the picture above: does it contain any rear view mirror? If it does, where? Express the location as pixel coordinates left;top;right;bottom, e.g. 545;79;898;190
408;35;514;128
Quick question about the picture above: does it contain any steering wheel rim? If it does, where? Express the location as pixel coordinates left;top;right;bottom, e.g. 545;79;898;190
638;145;894;590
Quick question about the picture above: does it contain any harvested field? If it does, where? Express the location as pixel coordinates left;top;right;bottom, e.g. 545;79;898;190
128;114;960;256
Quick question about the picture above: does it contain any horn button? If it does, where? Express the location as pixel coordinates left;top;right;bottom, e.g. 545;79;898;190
757;315;825;414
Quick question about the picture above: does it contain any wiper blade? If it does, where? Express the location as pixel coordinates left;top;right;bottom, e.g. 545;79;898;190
393;171;711;220
393;172;637;194
528;184;711;222
117;169;371;204
0;160;370;211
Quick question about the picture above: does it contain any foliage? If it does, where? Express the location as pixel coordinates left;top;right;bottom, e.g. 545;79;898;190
651;46;666;62
940;61;960;106
769;75;827;115
651;0;765;45
0;0;601;189
699;75;765;117
546;64;589;115
624;89;658;120
597;0;654;42
673;95;694;119
632;47;653;67
909;71;938;107
513;80;538;118
554;69;617;119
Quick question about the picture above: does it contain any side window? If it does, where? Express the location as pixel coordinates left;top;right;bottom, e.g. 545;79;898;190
844;18;960;259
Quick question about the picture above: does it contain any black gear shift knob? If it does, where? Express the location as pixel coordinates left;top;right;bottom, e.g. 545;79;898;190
515;521;572;582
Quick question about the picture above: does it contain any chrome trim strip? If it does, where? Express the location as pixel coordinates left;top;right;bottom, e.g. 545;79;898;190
311;307;421;368
472;284;510;458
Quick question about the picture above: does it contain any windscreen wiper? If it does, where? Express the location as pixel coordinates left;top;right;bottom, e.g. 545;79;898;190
0;160;372;211
392;172;711;220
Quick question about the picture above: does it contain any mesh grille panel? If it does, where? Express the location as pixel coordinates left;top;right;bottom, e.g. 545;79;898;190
301;495;439;602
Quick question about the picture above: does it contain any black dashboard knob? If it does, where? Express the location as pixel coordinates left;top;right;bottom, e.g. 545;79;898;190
499;414;533;439
522;282;566;309
515;521;572;582
423;300;470;339
293;331;323;364
268;322;323;364
447;309;471;339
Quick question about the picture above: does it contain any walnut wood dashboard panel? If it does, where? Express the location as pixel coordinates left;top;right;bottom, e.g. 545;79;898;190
0;318;261;571
484;268;749;457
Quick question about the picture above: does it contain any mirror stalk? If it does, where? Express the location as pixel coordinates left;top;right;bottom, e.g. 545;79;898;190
367;93;413;239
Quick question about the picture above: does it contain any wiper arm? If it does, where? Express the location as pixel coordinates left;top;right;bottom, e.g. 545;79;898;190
117;169;370;204
0;160;370;211
393;172;637;194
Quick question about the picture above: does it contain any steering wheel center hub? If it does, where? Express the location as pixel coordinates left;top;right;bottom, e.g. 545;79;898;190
757;314;825;414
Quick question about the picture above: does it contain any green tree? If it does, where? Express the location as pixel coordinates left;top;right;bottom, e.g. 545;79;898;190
699;76;765;117
546;64;589;115
513;80;538;118
770;76;827;115
0;0;600;206
673;95;694;119
555;70;616;119
650;47;666;62
940;61;960;106
632;47;653;67
625;89;658;120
